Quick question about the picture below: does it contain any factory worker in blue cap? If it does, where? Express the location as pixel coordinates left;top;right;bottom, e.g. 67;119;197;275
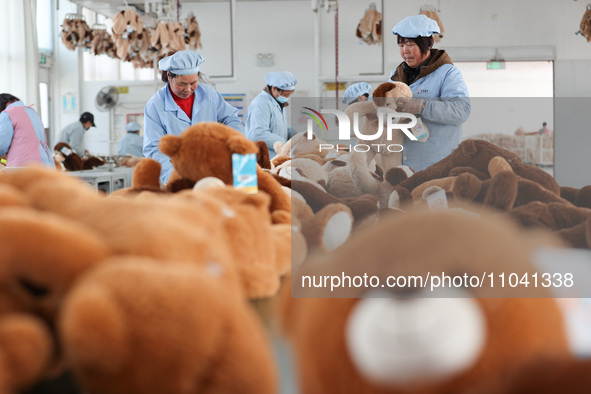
118;121;144;157
245;71;298;158
342;82;372;105
390;14;470;172
143;50;244;183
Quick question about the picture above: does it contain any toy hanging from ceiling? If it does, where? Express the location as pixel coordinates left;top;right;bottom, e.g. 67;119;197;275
577;4;591;42
419;4;445;42
356;3;382;45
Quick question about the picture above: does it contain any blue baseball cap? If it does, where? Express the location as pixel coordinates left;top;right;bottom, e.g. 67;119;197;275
265;72;297;91
159;51;205;75
392;15;440;38
126;121;141;132
342;82;372;104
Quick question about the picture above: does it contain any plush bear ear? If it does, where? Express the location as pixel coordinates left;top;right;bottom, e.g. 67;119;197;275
254;141;271;170
226;136;258;155
244;192;271;208
459;139;478;157
159;135;182;157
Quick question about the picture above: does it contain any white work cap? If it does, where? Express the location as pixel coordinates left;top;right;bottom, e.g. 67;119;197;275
126;121;141;132
342;82;372;104
159;51;205;75
392;15;440;38
265;72;297;91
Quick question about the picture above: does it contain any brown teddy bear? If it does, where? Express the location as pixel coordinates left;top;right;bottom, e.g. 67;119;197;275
390;139;559;195
291;193;353;255
0;314;53;394
0;207;110;320
282;208;571;393
158;122;291;216
60;257;278;394
174;182;292;299
345;81;416;174
53;142;105;171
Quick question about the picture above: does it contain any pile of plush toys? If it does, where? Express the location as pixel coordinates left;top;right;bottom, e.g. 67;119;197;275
0;99;591;392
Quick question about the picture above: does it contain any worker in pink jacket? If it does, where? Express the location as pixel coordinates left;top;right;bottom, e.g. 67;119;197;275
0;93;55;168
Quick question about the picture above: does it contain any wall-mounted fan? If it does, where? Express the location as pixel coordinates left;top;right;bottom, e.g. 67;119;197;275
95;86;120;155
95;86;120;112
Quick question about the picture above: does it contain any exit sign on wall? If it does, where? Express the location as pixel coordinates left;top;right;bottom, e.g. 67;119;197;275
486;61;506;70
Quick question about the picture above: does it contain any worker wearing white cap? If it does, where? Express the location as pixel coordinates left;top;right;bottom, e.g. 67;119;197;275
143;50;244;183
342;82;372;104
118;121;144;157
245;71;297;158
389;14;470;172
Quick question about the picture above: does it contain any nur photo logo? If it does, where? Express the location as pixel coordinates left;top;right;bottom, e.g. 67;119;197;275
302;106;419;153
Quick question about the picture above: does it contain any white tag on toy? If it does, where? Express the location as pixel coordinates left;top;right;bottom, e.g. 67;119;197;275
232;153;258;194
411;118;429;142
60;146;72;156
425;188;448;210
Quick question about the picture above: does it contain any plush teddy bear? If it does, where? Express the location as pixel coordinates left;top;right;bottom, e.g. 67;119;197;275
0;207;110;321
109;158;165;197
172;183;292;299
291;193;353;255
392;139;560;196
158;122;291;215
282;208;571;393
345;81;416;174
0;314;53;394
53;142;105;171
560;185;591;209
60;257;278;394
292;179;379;225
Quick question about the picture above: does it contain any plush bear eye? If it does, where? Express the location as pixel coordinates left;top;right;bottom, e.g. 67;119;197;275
18;278;49;298
386;102;391;106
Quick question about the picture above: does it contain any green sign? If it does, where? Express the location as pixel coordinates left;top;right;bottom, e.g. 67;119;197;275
486;61;505;70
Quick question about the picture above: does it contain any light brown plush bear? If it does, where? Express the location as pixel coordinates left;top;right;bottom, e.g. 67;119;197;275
159;122;291;216
174;181;292;299
282;208;571;393
0;314;53;394
0;207;110;320
60;257;278;394
345;81;417;174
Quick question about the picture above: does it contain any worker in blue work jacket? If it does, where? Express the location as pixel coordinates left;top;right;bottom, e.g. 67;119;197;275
342;82;372;105
118;121;144;157
143;50;244;183
390;14;470;171
245;71;297;158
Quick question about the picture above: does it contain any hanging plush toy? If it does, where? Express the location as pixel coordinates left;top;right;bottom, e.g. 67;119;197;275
420;5;445;42
356;4;382;45
578;4;591;42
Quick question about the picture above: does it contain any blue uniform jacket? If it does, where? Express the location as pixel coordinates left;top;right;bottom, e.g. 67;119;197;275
245;91;295;158
118;132;144;157
390;55;470;171
57;121;86;155
143;83;244;183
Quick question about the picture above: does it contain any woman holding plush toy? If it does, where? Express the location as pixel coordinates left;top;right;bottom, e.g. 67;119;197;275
390;15;471;171
143;51;244;184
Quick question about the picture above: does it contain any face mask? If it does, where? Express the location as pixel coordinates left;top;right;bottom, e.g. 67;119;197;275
276;95;289;104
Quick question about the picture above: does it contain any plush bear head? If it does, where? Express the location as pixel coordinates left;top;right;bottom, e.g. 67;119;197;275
159;122;291;214
0;314;54;394
0;208;110;321
283;208;571;393
60;258;278;394
371;81;412;108
344;82;415;174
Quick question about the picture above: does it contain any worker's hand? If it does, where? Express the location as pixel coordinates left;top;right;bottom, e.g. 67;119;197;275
396;98;426;115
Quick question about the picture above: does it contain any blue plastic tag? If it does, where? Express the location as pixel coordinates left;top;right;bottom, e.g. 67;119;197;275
232;153;258;194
